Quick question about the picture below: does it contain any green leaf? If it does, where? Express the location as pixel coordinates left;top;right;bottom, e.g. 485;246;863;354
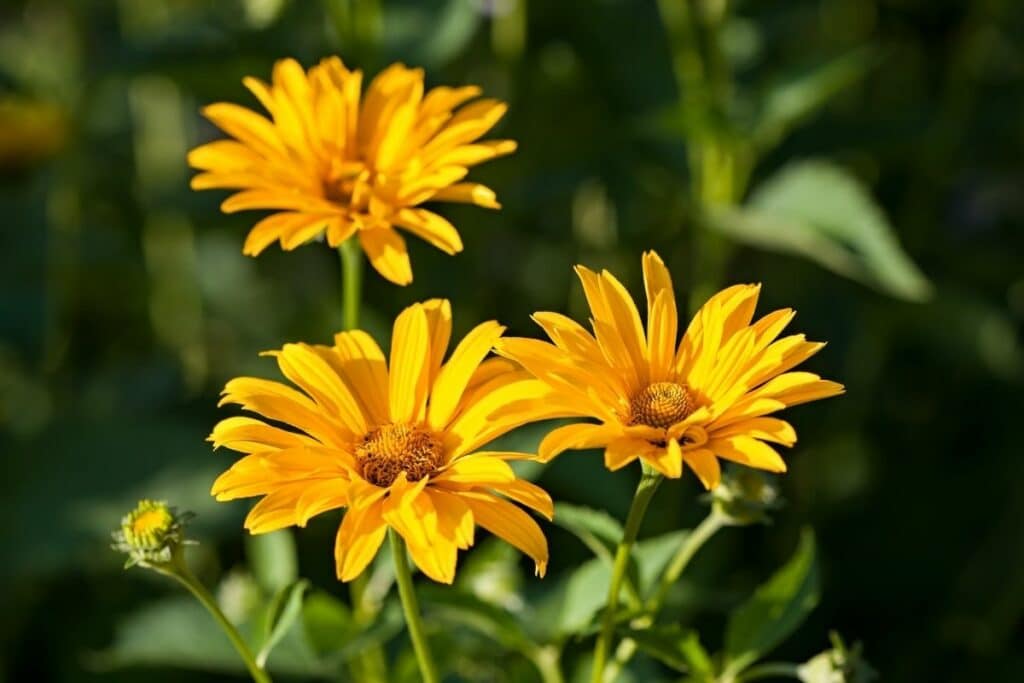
92;596;324;677
553;503;623;564
531;531;688;641
301;591;355;658
723;529;820;676
754;49;875;149
257;579;309;668
532;557;609;640
709;160;932;301
246;529;298;595
634;530;688;597
420;585;535;654
623;624;713;678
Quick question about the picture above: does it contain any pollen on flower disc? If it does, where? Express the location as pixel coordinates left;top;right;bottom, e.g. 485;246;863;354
356;423;443;487
628;382;695;430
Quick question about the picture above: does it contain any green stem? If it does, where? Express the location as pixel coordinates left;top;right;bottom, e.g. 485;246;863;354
649;510;725;612
339;239;363;330
530;644;566;683
734;662;802;682
590;463;663;683
389;530;439;683
604;510;726;681
339;240;385;681
170;569;271;683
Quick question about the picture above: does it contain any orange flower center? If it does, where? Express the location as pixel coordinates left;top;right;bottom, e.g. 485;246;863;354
356;423;443;487
628;382;694;429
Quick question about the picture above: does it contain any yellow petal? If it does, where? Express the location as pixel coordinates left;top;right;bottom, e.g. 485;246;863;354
393;208;464;255
208;416;317;453
458;491;548;577
433;455;516;485
275;343;367;435
645;438;684;479
388;303;431;423
709;435;787;473
486;478;554;520
330;331;391;425
428;320;505;429
335;499;388;581
713;417;797;446
428;182;501;209
359;228;413;286
421;298;453;385
538;422;616;462
683;448;721;489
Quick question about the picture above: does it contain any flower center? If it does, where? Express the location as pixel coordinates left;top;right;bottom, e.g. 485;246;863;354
628;382;694;429
356;423;443;487
123;501;175;549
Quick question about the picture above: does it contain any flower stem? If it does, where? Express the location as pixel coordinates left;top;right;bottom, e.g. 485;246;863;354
389;530;439;683
339;239;363;330
648;509;725;611
590;463;663;683
734;662;802;682
170;569;271;683
603;509;726;680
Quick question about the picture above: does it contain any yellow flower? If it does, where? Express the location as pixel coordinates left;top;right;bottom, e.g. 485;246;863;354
188;57;516;285
495;251;844;489
209;300;551;584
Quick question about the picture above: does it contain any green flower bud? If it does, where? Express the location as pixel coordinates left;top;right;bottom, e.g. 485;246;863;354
708;467;781;525
798;632;876;683
111;499;194;569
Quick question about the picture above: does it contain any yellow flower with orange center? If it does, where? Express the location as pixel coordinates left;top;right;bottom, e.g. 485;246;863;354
209;300;552;584
188;57;516;285
495;251;844;488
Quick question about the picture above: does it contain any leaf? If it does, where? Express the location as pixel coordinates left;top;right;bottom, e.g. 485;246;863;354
754;49;875;149
723;529;820;676
257;579;309;668
92;595;323;677
634;530;688;598
301;591;355;658
623;624;713;678
531;557;609;641
709;160;932;301
531;531;688;641
553;503;623;564
419;585;535;654
246;529;298;594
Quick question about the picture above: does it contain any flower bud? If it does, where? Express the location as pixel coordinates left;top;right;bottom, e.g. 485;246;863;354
798;632;876;683
708;467;781;525
111;499;194;569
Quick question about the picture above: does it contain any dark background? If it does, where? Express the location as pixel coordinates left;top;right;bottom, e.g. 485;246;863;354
1;0;1022;681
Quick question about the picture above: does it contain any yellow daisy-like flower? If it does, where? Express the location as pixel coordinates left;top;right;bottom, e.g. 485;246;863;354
188;57;516;285
495;251;844;489
209;300;551;584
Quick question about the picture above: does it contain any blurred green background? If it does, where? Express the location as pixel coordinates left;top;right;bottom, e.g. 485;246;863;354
1;0;1022;681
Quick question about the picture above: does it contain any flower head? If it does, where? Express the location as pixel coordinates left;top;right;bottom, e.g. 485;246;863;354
496;251;844;488
210;300;552;584
188;57;516;285
112;499;194;568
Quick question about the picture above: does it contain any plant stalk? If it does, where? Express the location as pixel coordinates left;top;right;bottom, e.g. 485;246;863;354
339;239;363;330
590;463;663;683
389;530;439;683
170;569;271;683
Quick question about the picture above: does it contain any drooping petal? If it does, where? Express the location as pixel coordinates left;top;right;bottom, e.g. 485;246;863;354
359;228;413;286
335;499;388;581
458;491;548;577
